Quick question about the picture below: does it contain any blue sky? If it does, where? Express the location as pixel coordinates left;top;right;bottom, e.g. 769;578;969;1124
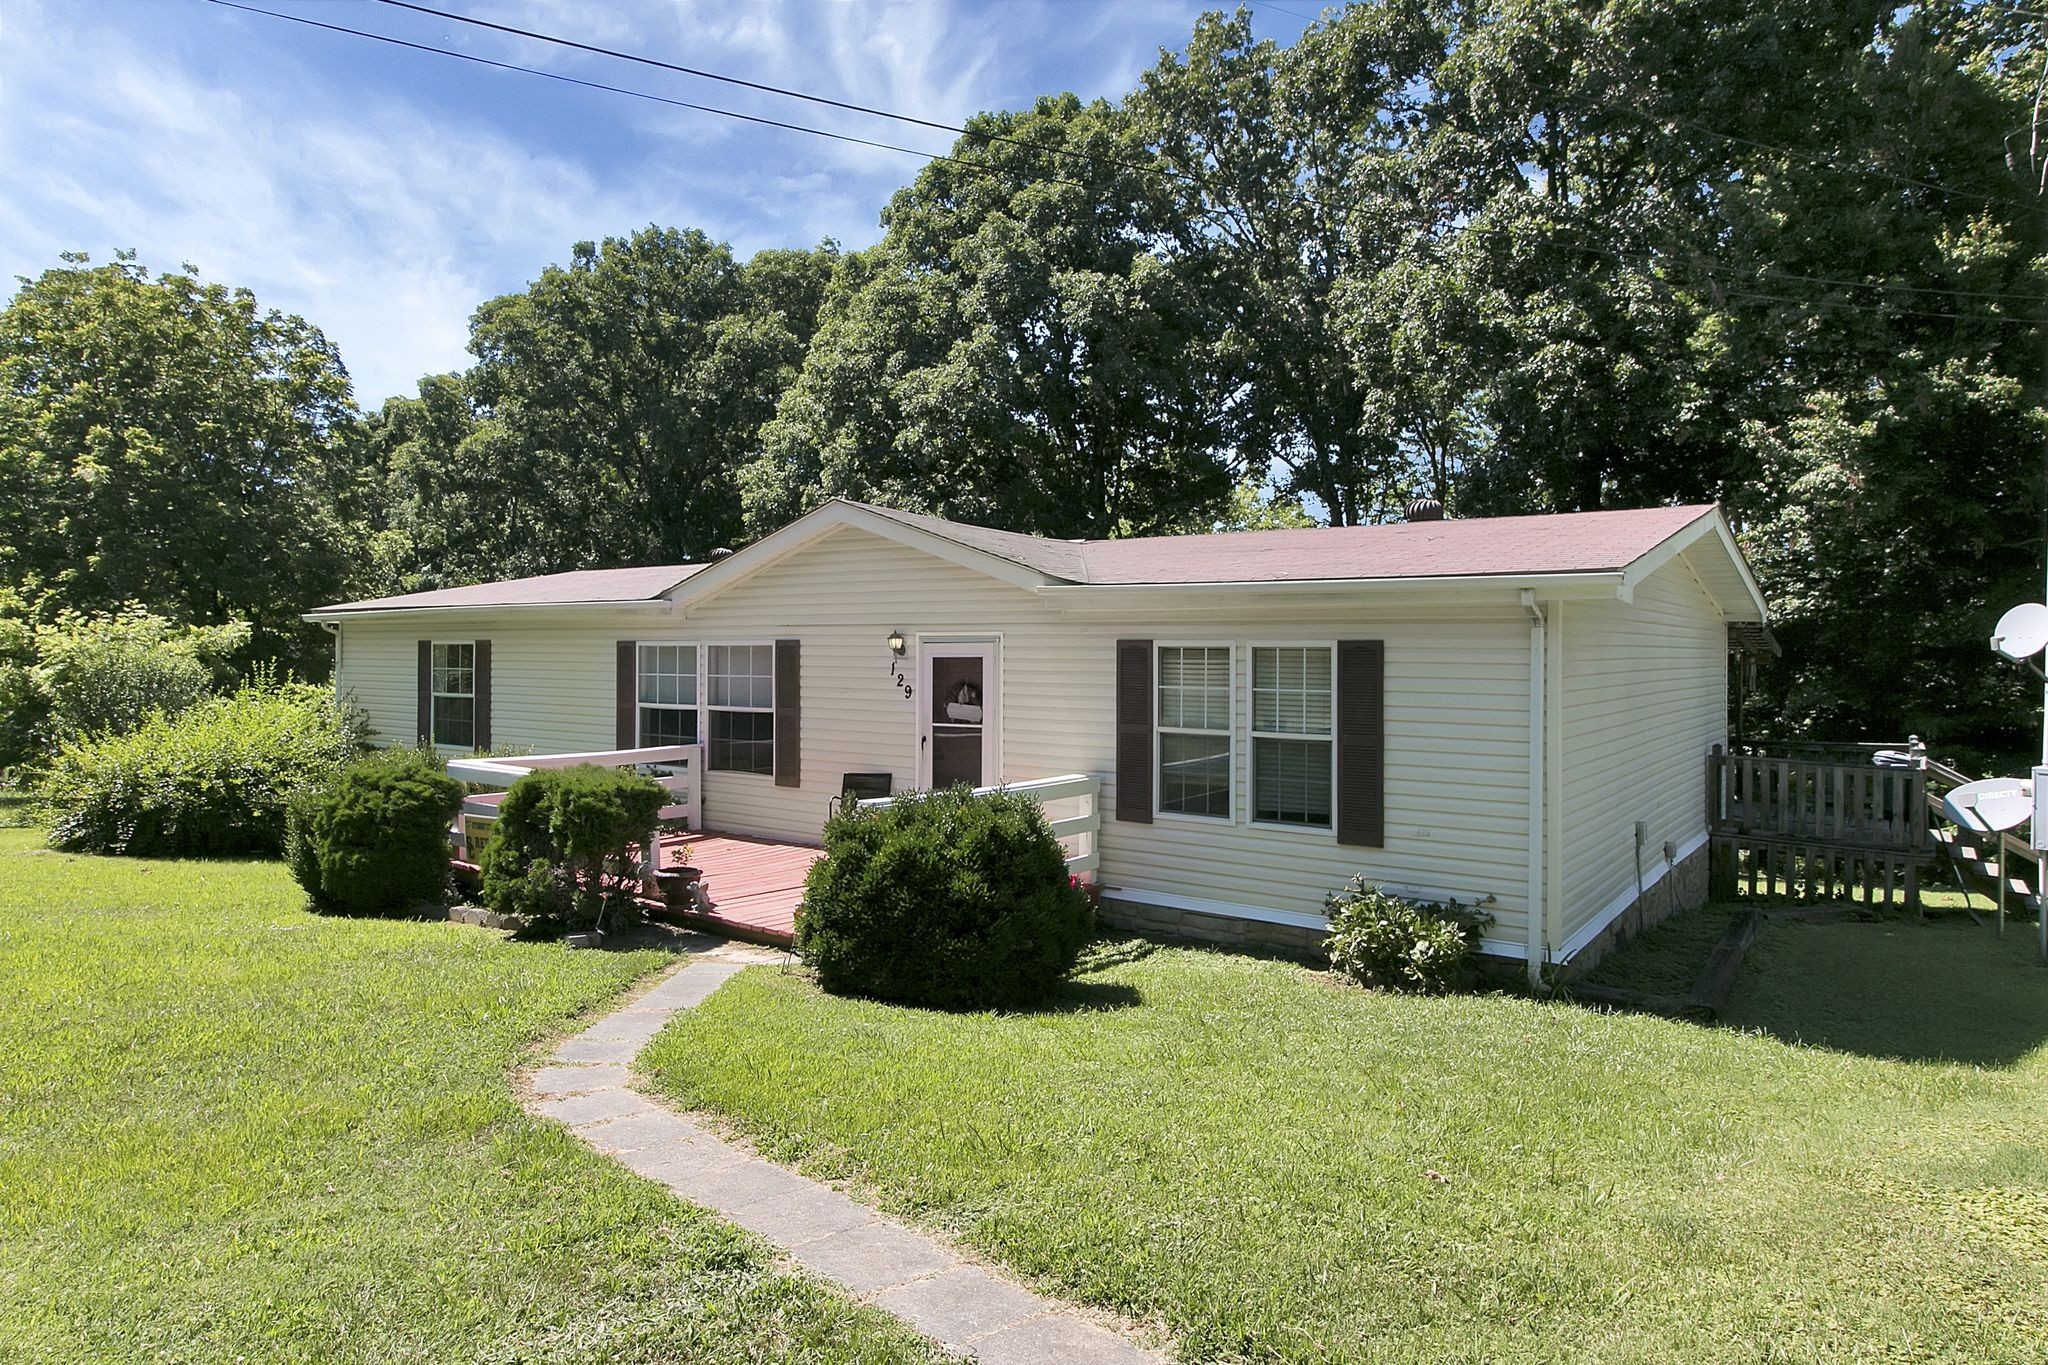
1;0;1314;405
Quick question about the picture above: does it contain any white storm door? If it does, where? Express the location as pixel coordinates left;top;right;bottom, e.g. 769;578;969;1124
918;642;997;791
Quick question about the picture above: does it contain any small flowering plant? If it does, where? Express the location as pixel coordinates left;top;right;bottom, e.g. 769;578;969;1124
1323;878;1495;994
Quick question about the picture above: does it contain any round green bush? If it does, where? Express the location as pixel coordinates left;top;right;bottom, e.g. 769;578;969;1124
285;748;464;916
477;765;667;937
40;679;365;856
794;786;1094;1009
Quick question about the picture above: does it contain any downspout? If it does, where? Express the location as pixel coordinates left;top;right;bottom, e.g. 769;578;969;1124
1521;588;1548;990
321;620;342;678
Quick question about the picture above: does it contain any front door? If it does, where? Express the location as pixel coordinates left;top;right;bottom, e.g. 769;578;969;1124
919;642;997;791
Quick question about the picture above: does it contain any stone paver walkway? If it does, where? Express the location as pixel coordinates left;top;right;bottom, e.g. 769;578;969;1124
527;946;1164;1365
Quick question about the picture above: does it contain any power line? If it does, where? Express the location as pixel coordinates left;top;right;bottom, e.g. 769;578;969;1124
1444;218;2048;326
203;0;1109;197
376;0;971;138
1244;0;1327;26
212;0;2046;324
373;0;1203;196
388;0;2020;218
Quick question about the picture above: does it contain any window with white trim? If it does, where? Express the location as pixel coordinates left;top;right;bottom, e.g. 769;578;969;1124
707;643;774;774
1251;645;1333;828
430;642;476;749
1156;645;1231;818
637;644;699;747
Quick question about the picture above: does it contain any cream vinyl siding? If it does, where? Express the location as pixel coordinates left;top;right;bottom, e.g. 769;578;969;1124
1556;555;1728;950
336;613;653;754
334;523;1540;935
679;525;1537;936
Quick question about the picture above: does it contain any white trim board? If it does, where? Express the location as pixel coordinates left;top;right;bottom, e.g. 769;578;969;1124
1555;828;1712;963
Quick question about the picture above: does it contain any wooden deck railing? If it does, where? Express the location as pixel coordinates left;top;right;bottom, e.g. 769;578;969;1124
446;744;705;875
859;774;1102;877
1706;745;1928;907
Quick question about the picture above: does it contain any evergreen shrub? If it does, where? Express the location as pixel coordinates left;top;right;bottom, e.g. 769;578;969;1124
476;765;666;936
794;786;1094;1009
285;747;463;915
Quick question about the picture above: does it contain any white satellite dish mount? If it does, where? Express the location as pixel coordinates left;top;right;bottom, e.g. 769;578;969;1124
1991;602;2048;679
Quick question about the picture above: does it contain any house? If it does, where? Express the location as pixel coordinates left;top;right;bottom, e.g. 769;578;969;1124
305;498;1770;980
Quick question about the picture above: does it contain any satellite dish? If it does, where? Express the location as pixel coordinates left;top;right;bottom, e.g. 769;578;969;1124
1991;602;2048;662
1943;777;2033;835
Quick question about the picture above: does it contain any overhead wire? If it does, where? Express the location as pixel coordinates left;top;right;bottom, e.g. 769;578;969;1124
208;0;2048;325
384;0;2024;215
372;0;1220;197
203;0;1116;197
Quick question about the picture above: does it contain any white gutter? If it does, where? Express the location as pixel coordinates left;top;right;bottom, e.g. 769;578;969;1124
302;599;677;624
1521;587;1548;990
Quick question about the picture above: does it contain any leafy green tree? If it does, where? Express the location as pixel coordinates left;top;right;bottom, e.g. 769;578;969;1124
749;95;1236;539
371;230;839;586
1134;9;1449;525
0;253;362;672
1210;479;1316;531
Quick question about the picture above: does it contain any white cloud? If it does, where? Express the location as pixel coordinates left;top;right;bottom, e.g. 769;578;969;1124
0;0;1225;405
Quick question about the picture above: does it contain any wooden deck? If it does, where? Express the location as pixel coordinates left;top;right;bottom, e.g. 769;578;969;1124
453;826;818;948
650;830;820;946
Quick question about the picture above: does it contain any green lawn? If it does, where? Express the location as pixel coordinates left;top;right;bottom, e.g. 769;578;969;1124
643;920;2048;1363
0;828;943;1364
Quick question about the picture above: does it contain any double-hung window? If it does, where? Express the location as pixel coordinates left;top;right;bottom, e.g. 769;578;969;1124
1156;645;1231;819
430;642;476;749
1251;646;1334;828
637;644;699;747
430;646;477;753
707;643;774;774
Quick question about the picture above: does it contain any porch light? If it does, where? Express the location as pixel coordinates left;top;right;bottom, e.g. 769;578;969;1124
887;630;907;656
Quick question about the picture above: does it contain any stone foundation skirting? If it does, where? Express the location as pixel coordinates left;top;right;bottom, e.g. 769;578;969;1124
1555;842;1711;979
1097;896;1329;962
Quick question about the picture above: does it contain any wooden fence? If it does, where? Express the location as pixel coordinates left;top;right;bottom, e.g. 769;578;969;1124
1706;746;1928;908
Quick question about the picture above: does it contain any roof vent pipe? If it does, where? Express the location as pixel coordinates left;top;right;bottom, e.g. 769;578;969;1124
1405;498;1445;522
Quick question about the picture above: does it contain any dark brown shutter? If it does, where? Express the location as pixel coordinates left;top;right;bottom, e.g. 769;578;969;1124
1336;640;1385;847
774;638;801;788
615;641;637;748
472;640;492;752
1115;640;1153;823
416;640;432;744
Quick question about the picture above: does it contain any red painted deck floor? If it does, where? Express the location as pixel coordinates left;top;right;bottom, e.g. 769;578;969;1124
654;830;820;947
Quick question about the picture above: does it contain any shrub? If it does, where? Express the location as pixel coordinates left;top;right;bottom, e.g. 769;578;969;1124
0;605;250;772
286;748;464;915
794;786;1094;1010
33;610;249;741
1323;878;1495;994
39;678;365;856
476;765;666;936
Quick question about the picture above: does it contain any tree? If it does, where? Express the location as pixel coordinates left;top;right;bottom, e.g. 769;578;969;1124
371;230;838;584
1134;8;1456;525
0;252;362;672
749;95;1236;539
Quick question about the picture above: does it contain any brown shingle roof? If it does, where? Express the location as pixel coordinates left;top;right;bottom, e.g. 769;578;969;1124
854;500;1716;585
315;563;707;614
312;501;1725;616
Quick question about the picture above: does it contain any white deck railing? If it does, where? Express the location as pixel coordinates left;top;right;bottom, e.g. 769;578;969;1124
859;773;1101;877
446;744;704;874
